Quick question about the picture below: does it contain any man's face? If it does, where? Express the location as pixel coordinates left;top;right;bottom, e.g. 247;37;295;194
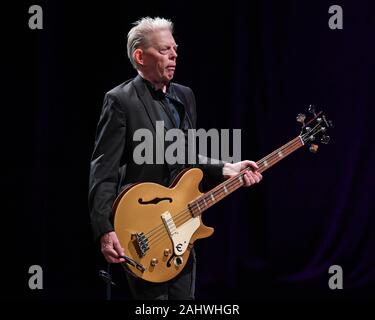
141;29;178;84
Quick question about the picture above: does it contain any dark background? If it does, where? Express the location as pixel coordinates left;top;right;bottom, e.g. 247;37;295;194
1;0;374;302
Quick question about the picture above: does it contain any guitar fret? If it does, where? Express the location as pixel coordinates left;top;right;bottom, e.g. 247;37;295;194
189;136;307;218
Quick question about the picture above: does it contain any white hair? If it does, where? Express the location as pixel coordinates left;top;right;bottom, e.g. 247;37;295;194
127;17;174;70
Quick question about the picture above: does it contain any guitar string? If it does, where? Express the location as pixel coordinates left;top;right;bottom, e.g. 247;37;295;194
147;144;291;248
145;136;306;248
146;127;325;250
143;136;301;240
144;134;304;240
145;126;322;250
146;176;244;249
145;132;311;248
146;180;241;247
142;124;323;249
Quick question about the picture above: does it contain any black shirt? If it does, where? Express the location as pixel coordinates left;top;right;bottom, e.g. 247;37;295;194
142;78;185;129
141;77;195;183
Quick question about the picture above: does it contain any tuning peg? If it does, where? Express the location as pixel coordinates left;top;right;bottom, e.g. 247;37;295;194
321;135;330;144
296;113;306;124
309;143;319;153
308;104;317;116
328;120;334;128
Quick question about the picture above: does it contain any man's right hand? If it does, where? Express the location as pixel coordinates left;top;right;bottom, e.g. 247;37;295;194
100;231;125;263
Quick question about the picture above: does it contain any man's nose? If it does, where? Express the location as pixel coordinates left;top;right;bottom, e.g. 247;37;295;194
170;49;177;59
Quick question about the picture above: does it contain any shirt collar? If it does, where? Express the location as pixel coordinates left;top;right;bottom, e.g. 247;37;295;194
141;77;172;100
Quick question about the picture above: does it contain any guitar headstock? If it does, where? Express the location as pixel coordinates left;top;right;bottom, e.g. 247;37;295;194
297;105;333;153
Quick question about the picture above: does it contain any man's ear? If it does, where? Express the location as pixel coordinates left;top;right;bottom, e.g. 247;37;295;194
133;48;144;67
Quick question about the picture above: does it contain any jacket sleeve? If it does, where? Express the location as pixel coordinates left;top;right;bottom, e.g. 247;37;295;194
88;93;126;241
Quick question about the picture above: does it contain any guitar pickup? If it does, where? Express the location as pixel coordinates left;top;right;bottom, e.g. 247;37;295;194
161;211;177;237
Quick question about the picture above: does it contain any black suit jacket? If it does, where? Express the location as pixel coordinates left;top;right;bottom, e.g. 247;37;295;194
88;75;224;241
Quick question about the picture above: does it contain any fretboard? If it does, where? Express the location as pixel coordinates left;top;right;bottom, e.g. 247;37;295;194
188;136;304;217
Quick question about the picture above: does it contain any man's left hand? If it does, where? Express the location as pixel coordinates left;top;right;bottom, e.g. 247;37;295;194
223;160;263;187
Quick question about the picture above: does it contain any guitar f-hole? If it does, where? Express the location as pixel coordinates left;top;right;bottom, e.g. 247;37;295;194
166;253;176;268
138;197;173;205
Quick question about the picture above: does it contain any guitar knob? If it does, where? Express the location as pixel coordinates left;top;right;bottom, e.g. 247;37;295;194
150;258;158;266
309;144;319;153
321;135;330;144
164;249;171;256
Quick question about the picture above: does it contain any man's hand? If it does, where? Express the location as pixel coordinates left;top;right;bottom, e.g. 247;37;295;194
100;231;125;263
223;160;262;187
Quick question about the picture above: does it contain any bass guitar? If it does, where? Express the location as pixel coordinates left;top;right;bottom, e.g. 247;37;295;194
113;106;332;282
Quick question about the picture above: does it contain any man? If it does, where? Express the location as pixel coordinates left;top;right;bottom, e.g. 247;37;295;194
88;17;262;300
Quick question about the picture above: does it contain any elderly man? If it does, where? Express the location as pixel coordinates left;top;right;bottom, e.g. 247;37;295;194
88;17;262;300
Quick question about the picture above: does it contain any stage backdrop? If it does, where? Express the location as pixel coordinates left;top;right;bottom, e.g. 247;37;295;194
1;0;374;300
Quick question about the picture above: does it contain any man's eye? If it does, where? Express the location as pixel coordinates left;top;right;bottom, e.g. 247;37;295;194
159;48;169;54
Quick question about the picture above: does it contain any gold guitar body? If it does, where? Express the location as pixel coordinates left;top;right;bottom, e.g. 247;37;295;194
113;168;213;283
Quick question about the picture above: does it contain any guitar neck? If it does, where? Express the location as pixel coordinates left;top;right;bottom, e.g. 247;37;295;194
189;136;304;217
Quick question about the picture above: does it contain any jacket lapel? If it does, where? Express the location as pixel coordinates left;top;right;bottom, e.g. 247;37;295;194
132;75;176;131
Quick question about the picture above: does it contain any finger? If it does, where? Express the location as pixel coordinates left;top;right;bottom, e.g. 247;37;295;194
104;254;125;264
245;172;256;185
241;160;252;170
250;172;260;183
243;173;251;186
246;161;259;170
107;256;124;264
252;171;262;182
102;249;116;263
113;239;125;256
103;254;117;264
102;247;125;263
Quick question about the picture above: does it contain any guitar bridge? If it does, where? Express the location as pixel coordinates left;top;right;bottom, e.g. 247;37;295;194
132;232;149;257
